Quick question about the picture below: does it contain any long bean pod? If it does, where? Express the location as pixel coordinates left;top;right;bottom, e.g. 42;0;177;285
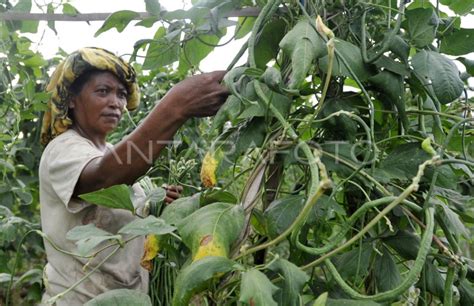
443;265;456;306
325;207;434;302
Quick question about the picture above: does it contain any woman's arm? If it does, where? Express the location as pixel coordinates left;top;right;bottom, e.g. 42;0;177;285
74;71;228;195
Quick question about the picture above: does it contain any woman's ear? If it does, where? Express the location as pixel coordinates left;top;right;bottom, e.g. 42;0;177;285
68;97;76;109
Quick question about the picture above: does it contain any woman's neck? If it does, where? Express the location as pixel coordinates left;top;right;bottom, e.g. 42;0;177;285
71;125;107;151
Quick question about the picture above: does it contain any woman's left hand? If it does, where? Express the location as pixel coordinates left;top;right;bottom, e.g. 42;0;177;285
163;185;183;204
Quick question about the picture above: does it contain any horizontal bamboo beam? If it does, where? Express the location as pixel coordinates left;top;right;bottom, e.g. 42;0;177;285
0;7;264;22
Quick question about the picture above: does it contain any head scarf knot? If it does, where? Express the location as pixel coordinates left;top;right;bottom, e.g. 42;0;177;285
40;47;140;145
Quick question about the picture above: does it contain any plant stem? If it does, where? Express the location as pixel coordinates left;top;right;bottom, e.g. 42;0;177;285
46;246;121;304
311;110;376;160
317;38;334;112
6;230;37;306
226;41;248;71
443;265;456;306
293;196;422;255
302;156;439;270
319;150;390;195
254;81;320;192
325;207;434;302
297;7;378;156
440;158;474;168
234;178;330;260
361;2;406;64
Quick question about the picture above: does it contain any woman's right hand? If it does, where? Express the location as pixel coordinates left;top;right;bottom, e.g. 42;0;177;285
163;71;230;120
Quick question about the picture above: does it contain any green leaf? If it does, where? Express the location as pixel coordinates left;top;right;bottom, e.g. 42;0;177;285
66;224;114;241
374;246;401;292
239;269;279;306
434;201;470;238
47;3;57;35
369;70;408;130
135;17;159;28
333;243;373;281
382;230;420;260
378;142;431;181
12;0;31;12
433;187;474;219
172;256;238;306
441;28;474;56
160;195;200;225
84;289;152;306
143;27;180;69
268;258;309;305
412;50;464;104
418;261;445;298
0;216;30;244
12;0;39;33
13;189;32;205
0;273;11;284
313;292;328;306
235;16;256;39
261;66;283;91
318;97;360;141
22;55;47;67
0;159;15;172
403;8;436;47
457;57;474;76
280;20;325;88
145;0;161;15
62;3;79;16
440;0;474;15
254;18;286;69
388;35;410;63
78;184;134;213
373;56;410;76
263;195;345;238
177;202;244;257
118;215;175;236
211;95;242;130
264;195;305;238
66;224;121;256
429;165;458;190
13;268;42;287
226;117;266;161
178;34;220;75
200;188;237;205
320;39;371;82
459;279;474;306
95;10;139;37
239;83;291;119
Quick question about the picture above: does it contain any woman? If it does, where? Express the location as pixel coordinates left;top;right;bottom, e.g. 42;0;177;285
39;47;228;305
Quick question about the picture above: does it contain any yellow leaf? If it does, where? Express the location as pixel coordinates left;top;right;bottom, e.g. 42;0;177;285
140;234;160;271
200;151;218;188
193;235;227;261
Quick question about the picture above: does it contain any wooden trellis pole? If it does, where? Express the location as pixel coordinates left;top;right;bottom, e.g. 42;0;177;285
0;7;264;21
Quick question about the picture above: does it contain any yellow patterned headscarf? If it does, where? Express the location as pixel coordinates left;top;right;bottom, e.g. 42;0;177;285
40;47;140;145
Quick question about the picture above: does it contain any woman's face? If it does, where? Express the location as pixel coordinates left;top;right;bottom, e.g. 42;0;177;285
69;71;128;139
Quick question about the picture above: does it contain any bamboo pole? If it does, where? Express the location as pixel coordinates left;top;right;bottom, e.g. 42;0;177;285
0;7;266;22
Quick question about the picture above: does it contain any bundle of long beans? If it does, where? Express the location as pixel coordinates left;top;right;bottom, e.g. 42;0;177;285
148;199;179;306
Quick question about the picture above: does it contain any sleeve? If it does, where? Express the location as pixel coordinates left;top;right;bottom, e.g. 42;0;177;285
46;134;104;213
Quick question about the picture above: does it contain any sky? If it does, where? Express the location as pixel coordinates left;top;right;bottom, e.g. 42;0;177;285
24;0;473;76
27;0;246;72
